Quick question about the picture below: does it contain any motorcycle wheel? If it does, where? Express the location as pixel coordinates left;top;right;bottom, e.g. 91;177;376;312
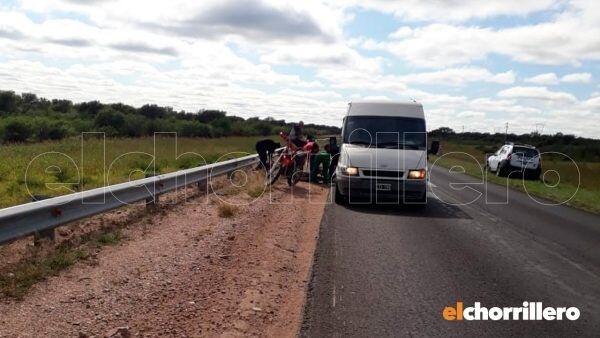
287;164;302;186
266;160;282;186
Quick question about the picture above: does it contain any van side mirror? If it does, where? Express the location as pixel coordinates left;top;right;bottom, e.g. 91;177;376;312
428;140;440;155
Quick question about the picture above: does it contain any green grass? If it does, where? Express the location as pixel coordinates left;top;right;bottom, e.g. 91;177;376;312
0;226;128;299
0;246;90;299
0;135;271;208
430;142;600;214
94;230;123;246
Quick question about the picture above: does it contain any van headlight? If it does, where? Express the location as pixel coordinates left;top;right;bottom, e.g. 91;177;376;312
407;169;426;179
342;166;359;176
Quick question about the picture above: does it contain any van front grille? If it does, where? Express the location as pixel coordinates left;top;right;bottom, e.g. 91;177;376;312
362;170;403;178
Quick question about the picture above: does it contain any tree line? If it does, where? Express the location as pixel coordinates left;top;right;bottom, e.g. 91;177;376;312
0;90;340;143
429;127;600;162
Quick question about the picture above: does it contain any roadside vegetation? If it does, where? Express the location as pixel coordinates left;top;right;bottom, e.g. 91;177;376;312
0;90;339;143
0;166;263;299
0;226;125;299
0;90;340;208
429;131;600;214
0;135;277;208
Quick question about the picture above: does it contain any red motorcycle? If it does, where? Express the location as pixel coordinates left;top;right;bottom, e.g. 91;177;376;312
266;132;317;186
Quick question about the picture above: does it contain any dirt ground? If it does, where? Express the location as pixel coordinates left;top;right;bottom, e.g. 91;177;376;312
0;178;329;337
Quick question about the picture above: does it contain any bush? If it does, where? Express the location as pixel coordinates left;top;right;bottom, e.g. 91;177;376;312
33;118;71;141
139;104;167;119
95;125;120;137
76;101;103;116
2;118;31;143
122;114;146;137
254;121;274;136
197;110;226;123
178;120;212;137
94;108;125;131
0;91;19;114
0;91;342;142
51;99;73;114
210;118;232;134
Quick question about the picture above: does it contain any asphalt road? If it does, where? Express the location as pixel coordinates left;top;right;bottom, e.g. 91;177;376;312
302;165;600;337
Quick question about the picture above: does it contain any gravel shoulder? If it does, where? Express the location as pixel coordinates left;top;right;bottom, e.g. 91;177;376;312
0;179;329;337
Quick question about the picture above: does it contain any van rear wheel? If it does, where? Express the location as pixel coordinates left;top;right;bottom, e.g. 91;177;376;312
496;162;508;177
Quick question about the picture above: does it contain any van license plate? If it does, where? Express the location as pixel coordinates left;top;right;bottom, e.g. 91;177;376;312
376;183;391;191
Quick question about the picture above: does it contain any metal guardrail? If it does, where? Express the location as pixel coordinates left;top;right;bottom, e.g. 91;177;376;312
0;153;264;245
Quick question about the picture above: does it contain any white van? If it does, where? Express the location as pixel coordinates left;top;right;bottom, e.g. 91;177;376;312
335;101;428;205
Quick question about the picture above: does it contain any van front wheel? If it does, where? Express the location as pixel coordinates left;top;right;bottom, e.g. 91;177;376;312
410;192;427;209
335;184;347;205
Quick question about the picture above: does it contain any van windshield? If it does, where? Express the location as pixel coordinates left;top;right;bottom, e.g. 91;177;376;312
343;116;426;149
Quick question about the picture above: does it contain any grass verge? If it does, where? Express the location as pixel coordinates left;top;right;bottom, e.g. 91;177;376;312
430;143;600;214
0;227;125;300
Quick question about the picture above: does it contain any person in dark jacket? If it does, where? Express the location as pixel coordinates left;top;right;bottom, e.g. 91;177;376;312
326;137;340;182
289;121;306;148
255;139;280;170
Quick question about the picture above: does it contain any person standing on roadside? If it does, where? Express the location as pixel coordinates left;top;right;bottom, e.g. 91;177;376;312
326;137;340;182
289;121;307;148
255;139;279;170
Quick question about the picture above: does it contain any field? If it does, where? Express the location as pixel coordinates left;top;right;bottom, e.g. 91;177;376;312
0;135;272;208
429;142;600;214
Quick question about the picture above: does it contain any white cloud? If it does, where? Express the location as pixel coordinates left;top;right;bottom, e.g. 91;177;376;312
328;0;561;22
457;111;486;118
362;25;491;68
582;96;600;109
525;73;559;85
498;86;577;102
261;44;382;72
361;1;600;68
19;0;344;43
524;72;593;85
1;0;598;138
561;72;592;83
399;68;515;86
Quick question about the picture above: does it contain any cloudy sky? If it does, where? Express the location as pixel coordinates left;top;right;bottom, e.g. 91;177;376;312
0;0;599;137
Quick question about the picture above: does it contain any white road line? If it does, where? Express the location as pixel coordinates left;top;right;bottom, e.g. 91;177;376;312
332;283;336;308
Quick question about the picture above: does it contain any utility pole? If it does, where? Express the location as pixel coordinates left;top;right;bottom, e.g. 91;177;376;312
505;122;509;142
461;125;465;134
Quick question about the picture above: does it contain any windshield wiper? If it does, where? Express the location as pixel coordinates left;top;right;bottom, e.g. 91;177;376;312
404;144;422;150
375;141;404;148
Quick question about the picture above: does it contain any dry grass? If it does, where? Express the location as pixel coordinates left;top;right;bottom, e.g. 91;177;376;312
193;226;213;241
212;169;267;199
245;170;267;198
217;202;238;218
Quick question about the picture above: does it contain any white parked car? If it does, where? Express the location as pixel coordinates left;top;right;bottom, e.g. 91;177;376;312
486;143;542;179
335;101;430;206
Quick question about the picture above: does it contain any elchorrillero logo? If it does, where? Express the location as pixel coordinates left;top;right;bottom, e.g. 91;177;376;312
443;302;580;321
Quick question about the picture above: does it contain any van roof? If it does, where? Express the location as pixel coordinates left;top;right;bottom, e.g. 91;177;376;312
348;101;424;118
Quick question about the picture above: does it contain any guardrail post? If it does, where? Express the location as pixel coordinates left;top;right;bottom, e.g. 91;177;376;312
145;195;159;209
227;168;236;180
197;179;208;194
31;195;55;245
145;173;159;209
